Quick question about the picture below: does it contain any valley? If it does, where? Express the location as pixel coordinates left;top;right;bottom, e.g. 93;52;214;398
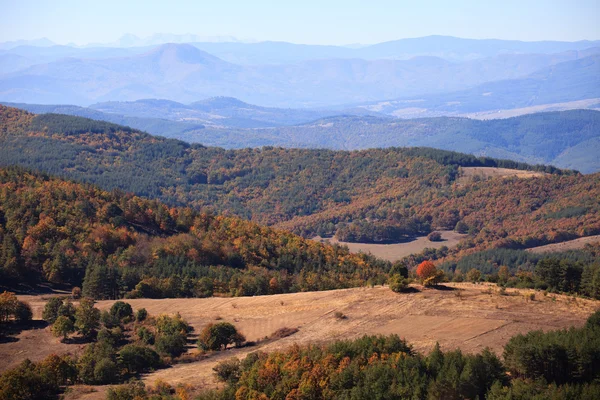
1;18;600;399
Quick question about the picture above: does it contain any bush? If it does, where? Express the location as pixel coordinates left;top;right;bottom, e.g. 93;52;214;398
467;268;482;283
110;301;133;323
97;327;124;347
155;314;190;337
137;326;155;345
118;345;161;375
136;308;148;322
334;311;347;320
586;310;600;329
389;274;409;293
106;382;147;400
155;333;187;358
213;357;241;383
427;231;442;242
71;287;82;299
101;310;120;329
455;221;469;234
198;322;245;351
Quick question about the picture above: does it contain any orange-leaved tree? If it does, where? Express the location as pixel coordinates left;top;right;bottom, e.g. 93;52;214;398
416;261;443;287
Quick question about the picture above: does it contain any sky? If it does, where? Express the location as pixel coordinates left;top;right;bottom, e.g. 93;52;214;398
1;0;599;45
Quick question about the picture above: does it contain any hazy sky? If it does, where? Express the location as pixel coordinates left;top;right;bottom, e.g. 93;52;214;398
1;0;599;45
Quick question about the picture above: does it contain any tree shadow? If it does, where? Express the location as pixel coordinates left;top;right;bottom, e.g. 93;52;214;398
0;320;48;343
63;335;95;345
398;287;421;293
430;284;457;291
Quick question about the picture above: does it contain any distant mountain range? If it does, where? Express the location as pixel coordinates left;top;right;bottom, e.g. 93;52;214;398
0;36;599;107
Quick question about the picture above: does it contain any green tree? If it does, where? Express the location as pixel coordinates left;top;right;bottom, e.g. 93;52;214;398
42;297;64;324
110;301;133;322
52;315;74;341
75;298;100;339
198;322;245;351
388;274;409;293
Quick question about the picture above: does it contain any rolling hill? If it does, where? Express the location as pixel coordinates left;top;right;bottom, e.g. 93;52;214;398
176;110;600;173
1;106;598;257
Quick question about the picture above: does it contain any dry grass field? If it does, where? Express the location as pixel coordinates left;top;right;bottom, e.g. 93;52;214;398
526;235;600;253
457;167;547;186
5;284;598;397
314;230;467;262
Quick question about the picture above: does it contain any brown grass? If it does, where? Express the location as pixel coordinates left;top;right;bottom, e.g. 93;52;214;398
6;284;597;394
315;230;466;262
457;167;547;186
526;235;600;253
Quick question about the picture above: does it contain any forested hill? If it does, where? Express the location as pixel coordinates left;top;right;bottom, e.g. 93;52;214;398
0;105;598;255
0;166;388;296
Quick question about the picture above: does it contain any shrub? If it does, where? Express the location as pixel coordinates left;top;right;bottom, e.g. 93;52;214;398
270;327;299;339
427;231;442;242
137;326;155;345
118;345;161;375
455;221;469;234
334;311;347;320
198;322;245;351
101;310;120;329
586;310;600;329
389;274;410;292
155;333;187;358
110;301;133;323
71;287;82;299
136;308;148;322
97;327;124;347
107;382;147;400
467;268;482;283
155;314;190;337
213;357;241;383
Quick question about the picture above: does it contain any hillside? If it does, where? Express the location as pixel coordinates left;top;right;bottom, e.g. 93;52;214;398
1;106;598;258
0;166;388;296
4;102;600;172
188;110;600;173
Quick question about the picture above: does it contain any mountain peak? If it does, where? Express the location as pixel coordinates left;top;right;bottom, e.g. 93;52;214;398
143;43;225;65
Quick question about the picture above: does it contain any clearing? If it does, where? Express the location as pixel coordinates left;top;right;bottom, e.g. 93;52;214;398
5;284;598;395
526;235;600;253
457;167;547;186
314;230;466;262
